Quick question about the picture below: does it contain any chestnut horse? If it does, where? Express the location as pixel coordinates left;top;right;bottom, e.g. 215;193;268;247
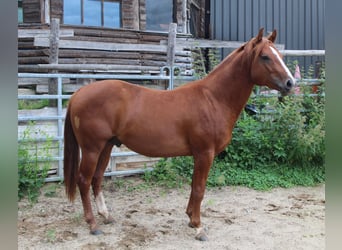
64;28;295;241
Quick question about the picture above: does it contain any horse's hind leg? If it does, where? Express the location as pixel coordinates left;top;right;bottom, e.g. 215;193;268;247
92;141;115;224
77;150;102;235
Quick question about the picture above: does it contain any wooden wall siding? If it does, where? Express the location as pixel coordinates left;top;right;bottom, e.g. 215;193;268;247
22;0;41;23
50;0;63;21
18;24;193;86
139;0;147;30
122;0;139;30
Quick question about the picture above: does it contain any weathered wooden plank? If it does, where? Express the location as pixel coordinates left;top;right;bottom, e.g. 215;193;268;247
19;77;48;86
34;37;169;52
18;88;36;95
173;39;245;49
58;49;141;59
18;38;35;49
65;35;139;44
141;60;166;67
175;50;192;57
18;29;74;38
175;56;193;63
18;49;49;57
18;77;70;87
140;34;168;43
36;83;85;94
170;38;285;50
280;50;325;56
71;27;140;40
58;58;141;65
18;57;49;64
19;64;161;72
114;158;160;171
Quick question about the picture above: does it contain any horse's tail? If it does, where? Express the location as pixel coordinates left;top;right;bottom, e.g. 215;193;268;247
63;105;79;202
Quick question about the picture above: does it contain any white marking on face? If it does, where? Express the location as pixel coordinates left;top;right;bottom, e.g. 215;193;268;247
95;191;109;218
269;46;295;83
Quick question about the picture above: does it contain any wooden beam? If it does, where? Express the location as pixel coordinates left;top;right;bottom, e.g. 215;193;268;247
19;64;161;72
173;38;285;50
280;50;325;56
34;37;169;52
18;29;74;38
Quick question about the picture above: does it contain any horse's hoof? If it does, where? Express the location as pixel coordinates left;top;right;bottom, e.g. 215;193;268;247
196;234;209;241
195;227;208;241
90;229;103;235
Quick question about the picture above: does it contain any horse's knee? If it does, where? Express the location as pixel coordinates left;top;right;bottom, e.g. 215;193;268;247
78;173;92;188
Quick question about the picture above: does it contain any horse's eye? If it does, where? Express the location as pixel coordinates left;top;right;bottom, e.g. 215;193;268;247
261;55;270;61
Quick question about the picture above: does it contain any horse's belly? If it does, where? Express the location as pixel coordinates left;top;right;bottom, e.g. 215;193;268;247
120;133;190;157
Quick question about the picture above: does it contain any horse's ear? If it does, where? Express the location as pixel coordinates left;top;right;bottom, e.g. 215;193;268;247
267;30;277;43
256;28;264;42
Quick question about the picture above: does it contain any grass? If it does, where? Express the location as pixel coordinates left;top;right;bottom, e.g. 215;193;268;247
18;99;49;110
142;156;325;191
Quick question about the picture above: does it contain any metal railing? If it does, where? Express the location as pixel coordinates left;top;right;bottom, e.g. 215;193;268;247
18;67;190;182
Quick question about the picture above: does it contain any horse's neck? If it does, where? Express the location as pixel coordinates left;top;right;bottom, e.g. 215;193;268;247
202;51;254;119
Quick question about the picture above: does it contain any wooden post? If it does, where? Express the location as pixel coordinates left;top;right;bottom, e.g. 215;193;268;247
166;23;177;89
167;23;177;68
48;18;60;107
132;0;140;30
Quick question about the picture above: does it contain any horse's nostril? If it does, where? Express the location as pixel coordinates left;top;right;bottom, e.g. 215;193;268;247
286;79;293;89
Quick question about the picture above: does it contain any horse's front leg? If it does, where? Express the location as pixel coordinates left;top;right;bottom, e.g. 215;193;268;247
186;150;215;241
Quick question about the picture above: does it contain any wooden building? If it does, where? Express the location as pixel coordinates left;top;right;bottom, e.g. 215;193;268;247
19;0;209;35
18;0;210;83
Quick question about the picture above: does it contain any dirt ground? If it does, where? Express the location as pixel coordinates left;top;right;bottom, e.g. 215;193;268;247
18;177;325;250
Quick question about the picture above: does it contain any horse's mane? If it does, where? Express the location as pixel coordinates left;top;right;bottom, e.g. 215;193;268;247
207;36;270;78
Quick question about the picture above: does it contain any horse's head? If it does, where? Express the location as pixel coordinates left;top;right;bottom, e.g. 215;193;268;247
247;28;295;95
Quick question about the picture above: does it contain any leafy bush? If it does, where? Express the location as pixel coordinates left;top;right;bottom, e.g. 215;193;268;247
224;93;325;168
18;122;52;203
143;157;193;188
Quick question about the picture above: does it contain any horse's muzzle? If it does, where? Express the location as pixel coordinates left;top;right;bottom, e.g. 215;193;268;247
281;78;295;96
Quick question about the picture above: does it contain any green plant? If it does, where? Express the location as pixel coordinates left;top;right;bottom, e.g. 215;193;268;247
46;228;56;243
43;183;61;197
191;48;221;79
143;157;192;188
18;122;53;203
71;212;83;224
18;99;49;110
